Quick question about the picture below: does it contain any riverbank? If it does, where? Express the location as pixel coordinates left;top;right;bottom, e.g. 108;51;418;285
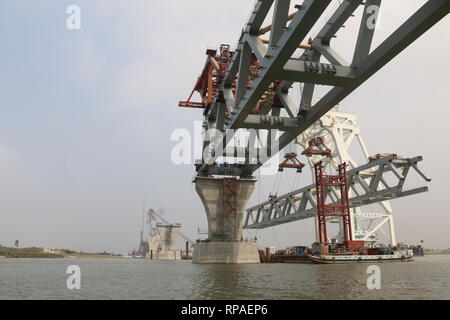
67;253;127;259
425;251;450;255
0;248;63;258
0;249;128;259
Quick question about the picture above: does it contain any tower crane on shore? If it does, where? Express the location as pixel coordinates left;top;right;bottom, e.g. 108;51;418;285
148;209;195;245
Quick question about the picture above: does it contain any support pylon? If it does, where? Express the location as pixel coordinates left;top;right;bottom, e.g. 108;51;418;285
192;177;260;264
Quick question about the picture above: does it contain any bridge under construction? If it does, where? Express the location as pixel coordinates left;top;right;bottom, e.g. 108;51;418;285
179;0;450;263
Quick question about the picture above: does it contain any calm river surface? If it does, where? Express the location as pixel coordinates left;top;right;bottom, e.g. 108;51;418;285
1;255;449;299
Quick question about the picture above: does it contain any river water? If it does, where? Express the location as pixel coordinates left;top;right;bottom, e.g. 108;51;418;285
1;255;449;300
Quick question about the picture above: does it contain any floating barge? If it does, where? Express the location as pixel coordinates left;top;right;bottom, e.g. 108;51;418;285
260;246;313;263
261;246;415;264
308;249;414;264
269;254;312;263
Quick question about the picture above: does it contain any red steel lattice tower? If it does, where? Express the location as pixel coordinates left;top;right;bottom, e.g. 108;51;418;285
314;162;352;245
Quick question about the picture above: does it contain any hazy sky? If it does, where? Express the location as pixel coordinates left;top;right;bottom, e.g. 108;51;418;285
0;0;449;254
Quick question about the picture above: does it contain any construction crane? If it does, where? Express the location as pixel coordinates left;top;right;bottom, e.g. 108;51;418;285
148;209;195;245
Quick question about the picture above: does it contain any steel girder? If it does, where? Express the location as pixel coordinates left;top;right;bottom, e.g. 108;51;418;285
197;0;450;177
244;155;431;229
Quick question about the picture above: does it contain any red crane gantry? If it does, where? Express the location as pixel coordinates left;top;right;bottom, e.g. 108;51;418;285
314;162;352;246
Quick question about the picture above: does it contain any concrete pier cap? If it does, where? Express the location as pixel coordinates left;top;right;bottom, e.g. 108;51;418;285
192;176;260;264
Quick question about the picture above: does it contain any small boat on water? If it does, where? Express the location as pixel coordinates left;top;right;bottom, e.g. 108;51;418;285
308;249;414;264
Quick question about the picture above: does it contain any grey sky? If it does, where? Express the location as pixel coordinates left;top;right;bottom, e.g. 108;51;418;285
0;0;449;254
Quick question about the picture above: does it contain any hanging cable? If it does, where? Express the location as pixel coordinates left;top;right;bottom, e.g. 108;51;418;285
270;171;282;198
291;171;300;191
255;169;261;241
300;219;315;240
275;172;283;195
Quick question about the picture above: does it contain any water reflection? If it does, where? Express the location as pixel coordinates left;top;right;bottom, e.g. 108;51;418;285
310;264;368;299
190;264;258;300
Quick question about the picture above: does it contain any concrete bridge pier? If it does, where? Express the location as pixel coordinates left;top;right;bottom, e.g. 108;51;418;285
192;177;260;264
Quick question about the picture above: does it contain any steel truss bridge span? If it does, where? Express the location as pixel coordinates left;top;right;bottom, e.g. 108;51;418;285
195;0;450;178
244;155;431;230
